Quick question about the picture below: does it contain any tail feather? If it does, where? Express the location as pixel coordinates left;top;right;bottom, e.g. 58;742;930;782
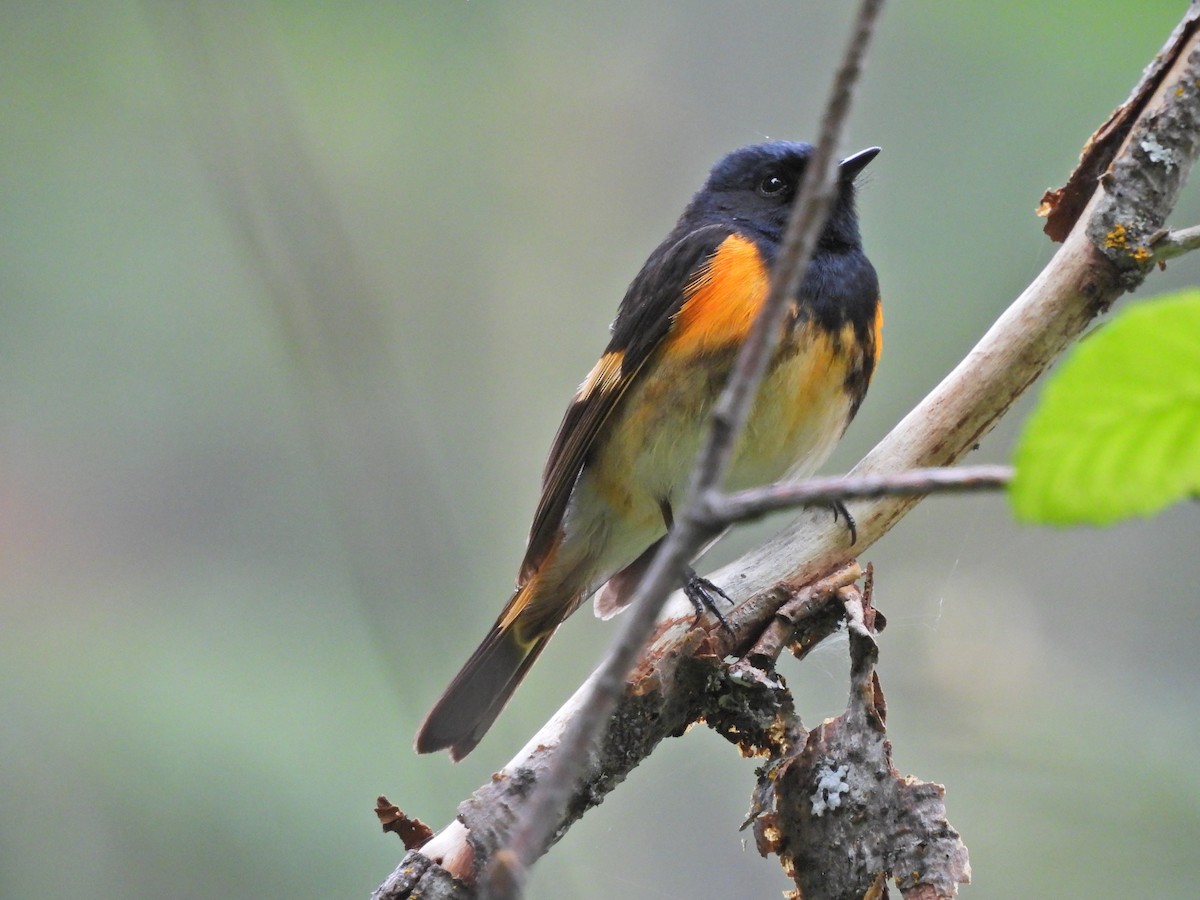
414;623;553;760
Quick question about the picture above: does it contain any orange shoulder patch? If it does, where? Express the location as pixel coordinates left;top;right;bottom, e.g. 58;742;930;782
667;233;770;358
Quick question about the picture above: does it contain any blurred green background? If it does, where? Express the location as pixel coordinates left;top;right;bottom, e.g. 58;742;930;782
3;2;1198;897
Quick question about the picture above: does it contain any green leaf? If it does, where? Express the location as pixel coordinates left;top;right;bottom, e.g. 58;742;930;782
1010;289;1200;525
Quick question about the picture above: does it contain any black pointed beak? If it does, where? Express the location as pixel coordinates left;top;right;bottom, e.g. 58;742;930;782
839;146;880;180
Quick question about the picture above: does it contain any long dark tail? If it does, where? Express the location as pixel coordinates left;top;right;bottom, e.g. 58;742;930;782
414;618;554;761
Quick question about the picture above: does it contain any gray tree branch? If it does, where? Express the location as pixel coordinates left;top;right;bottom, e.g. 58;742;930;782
377;5;1200;899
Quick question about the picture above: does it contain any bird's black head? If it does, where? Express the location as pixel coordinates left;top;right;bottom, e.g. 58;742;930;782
688;141;879;250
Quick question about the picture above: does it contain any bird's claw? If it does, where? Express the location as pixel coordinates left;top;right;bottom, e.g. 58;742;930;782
683;569;735;632
831;500;858;546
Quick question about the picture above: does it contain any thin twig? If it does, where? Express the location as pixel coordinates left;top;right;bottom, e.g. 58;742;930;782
698;0;887;494
488;1;887;896
705;464;1012;525
375;8;1200;900
730;562;862;678
1152;223;1200;262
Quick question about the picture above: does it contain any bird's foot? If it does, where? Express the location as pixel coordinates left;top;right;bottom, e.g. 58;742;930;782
830;500;857;546
683;568;735;632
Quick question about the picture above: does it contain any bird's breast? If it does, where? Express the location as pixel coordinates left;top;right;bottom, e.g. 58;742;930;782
586;316;864;521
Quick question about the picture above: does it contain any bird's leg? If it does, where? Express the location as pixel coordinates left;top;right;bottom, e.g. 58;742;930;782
660;499;734;631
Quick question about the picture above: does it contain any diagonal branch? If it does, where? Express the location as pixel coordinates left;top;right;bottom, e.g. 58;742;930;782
375;6;1200;900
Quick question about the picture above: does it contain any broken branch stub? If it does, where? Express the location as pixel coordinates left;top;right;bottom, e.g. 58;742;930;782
749;586;971;899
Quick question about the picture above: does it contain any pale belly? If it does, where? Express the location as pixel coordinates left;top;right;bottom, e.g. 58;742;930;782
602;323;853;505
557;322;856;598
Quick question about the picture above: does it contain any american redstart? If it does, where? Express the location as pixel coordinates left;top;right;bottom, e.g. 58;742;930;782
416;141;881;760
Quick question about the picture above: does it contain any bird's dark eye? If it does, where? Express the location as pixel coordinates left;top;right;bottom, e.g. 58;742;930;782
757;173;791;197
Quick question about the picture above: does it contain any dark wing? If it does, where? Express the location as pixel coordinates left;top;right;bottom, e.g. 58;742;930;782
518;223;734;582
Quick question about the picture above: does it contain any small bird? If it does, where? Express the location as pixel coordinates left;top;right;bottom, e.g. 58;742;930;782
416;141;881;760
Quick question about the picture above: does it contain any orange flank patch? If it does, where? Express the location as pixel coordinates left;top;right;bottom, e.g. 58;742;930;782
871;299;884;371
577;349;625;400
668;233;770;358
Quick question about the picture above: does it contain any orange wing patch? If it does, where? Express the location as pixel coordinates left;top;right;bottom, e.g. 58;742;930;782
667;233;770;358
577;350;625;400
